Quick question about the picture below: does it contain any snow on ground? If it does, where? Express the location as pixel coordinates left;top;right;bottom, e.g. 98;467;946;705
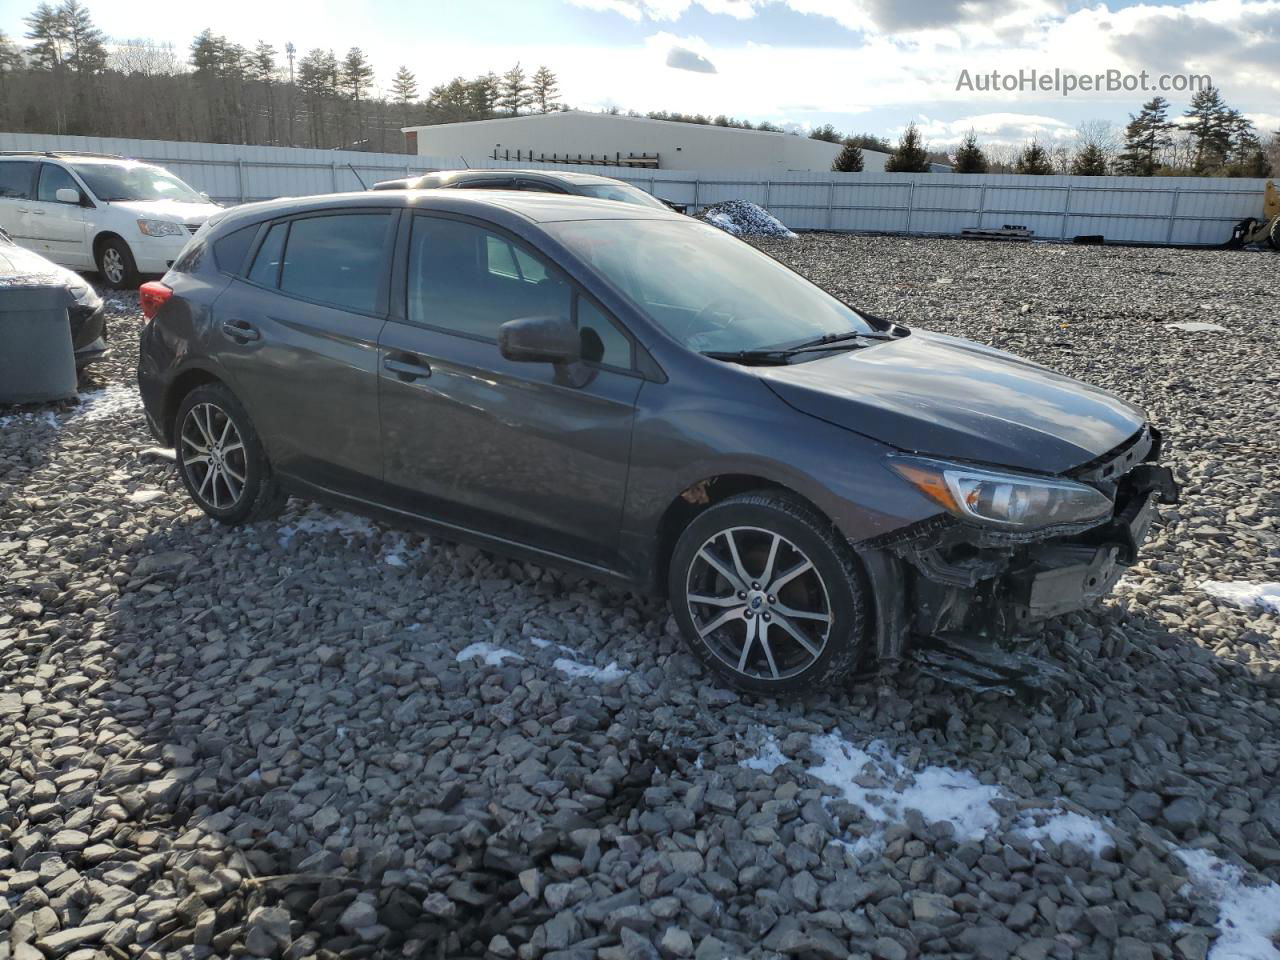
277;507;379;547
456;643;524;666
552;657;628;683
807;733;1003;846
70;383;143;422
0;409;60;429
697;200;797;239
1176;850;1280;960
1015;809;1115;859
1202;581;1280;615
741;730;788;774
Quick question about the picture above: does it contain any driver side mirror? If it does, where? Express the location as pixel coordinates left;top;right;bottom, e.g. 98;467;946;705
54;187;83;205
499;314;581;365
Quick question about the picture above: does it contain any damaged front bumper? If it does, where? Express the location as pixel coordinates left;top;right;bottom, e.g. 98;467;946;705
861;427;1179;667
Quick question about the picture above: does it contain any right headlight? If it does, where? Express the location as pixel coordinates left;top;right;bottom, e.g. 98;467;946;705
889;456;1113;529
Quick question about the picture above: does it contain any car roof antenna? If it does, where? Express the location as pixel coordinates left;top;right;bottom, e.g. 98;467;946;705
347;164;368;190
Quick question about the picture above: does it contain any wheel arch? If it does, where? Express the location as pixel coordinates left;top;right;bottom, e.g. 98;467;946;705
92;229;132;259
162;365;226;442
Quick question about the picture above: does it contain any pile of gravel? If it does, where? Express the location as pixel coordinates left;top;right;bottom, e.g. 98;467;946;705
698;200;797;239
2;239;1279;960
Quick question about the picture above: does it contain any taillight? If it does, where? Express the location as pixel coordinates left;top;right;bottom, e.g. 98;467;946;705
139;281;172;321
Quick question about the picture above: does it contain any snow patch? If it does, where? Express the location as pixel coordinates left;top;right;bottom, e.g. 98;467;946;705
698;200;797;239
1201;581;1280;615
456;643;524;666
1015;809;1115;858
1176;849;1280;960
741;732;788;773
807;734;1003;843
71;384;143;422
1164;321;1230;333
552;657;628;683
0;409;60;429
277;508;378;547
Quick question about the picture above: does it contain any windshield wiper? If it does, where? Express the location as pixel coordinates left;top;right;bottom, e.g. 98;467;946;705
702;329;903;365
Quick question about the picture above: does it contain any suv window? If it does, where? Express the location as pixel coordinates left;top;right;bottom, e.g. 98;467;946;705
248;222;286;286
37;164;80;203
277;213;391;313
409;216;570;341
0;161;36;199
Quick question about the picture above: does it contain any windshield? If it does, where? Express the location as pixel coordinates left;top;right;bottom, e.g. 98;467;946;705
575;182;670;210
68;162;206;203
548;219;875;354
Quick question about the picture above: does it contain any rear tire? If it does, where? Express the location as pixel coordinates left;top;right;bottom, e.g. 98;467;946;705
173;383;286;524
96;236;140;289
668;492;869;695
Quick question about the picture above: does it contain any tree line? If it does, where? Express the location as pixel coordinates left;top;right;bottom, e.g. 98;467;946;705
0;0;567;151
827;92;1277;176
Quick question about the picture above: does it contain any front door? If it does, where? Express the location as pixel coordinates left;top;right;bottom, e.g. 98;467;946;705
25;163;91;267
378;213;642;569
212;210;397;493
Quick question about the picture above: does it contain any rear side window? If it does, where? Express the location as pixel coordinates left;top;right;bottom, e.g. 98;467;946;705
248;223;286;286
278;213;391;313
213;224;259;275
0;161;35;199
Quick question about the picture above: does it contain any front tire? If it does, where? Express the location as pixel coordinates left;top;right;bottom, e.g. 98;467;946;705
173;383;286;524
96;236;140;289
668;492;869;695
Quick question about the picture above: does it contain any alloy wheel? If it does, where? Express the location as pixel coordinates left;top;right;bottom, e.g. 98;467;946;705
685;525;832;681
101;247;125;284
180;402;247;511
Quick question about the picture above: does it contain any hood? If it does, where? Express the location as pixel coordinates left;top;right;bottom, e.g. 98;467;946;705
0;241;89;293
758;330;1145;474
109;198;220;224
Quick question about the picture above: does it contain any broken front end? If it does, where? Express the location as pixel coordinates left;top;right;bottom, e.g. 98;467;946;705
862;426;1179;673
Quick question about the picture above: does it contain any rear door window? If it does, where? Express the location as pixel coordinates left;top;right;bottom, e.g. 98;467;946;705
0;161;36;199
277;213;392;313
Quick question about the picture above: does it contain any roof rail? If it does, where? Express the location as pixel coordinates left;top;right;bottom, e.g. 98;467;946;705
0;150;127;160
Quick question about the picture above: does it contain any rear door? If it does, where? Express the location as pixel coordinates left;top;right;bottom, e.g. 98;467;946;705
377;213;642;568
25;163;91;267
0;160;38;247
211;209;397;493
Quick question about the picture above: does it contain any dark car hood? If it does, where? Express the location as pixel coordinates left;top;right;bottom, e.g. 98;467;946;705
758;330;1145;474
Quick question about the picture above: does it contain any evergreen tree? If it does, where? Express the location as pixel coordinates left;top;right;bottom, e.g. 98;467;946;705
391;66;417;130
59;0;105;75
468;72;498;117
247;42;277;144
1184;85;1232;173
1015;140;1053;175
296;48;333;146
1071;143;1108;175
809;123;842;143
530;65;558;113
0;30;22;70
831;139;864;172
1117;96;1174;176
884;122;930;172
23;3;65;70
340;47;373;148
498;62;529;115
954;130;988;173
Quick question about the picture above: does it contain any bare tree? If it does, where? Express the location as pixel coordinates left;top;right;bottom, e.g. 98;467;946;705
109;38;180;77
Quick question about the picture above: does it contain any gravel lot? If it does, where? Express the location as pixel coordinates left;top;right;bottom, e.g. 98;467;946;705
2;236;1279;960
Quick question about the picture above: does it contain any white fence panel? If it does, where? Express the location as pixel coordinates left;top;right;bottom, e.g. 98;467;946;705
1;131;1269;246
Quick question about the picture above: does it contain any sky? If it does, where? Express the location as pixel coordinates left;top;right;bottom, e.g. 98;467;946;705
2;0;1278;148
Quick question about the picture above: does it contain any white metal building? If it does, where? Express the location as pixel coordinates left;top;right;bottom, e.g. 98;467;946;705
402;110;889;173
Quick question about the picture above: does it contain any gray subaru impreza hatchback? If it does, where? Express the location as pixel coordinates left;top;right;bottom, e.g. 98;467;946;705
137;190;1178;694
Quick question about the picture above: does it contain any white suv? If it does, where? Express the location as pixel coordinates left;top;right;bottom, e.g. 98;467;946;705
0;152;222;289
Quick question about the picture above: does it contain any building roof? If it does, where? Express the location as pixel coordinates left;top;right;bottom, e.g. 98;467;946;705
404;109;805;140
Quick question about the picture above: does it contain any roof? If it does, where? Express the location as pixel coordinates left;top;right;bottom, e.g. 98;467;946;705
215;189;683;231
423;168;636;186
403;109;802;141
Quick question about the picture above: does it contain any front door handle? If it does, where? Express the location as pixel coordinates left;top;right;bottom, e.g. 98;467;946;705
28;209;44;216
221;319;260;343
383;355;431;381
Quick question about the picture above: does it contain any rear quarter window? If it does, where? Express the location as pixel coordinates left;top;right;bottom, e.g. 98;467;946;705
212;224;259;275
0;161;36;199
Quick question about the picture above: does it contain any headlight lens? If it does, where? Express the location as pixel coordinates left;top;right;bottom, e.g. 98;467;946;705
890;457;1113;529
137;218;186;238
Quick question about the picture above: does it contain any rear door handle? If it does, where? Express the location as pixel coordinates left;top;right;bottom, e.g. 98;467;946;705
221;320;260;343
383;355;431;380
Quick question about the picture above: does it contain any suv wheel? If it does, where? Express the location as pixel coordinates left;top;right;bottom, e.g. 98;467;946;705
668;492;869;695
96;236;140;289
174;383;287;524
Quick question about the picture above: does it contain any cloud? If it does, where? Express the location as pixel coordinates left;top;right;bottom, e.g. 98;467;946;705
910;112;1077;146
666;44;718;72
567;0;761;20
